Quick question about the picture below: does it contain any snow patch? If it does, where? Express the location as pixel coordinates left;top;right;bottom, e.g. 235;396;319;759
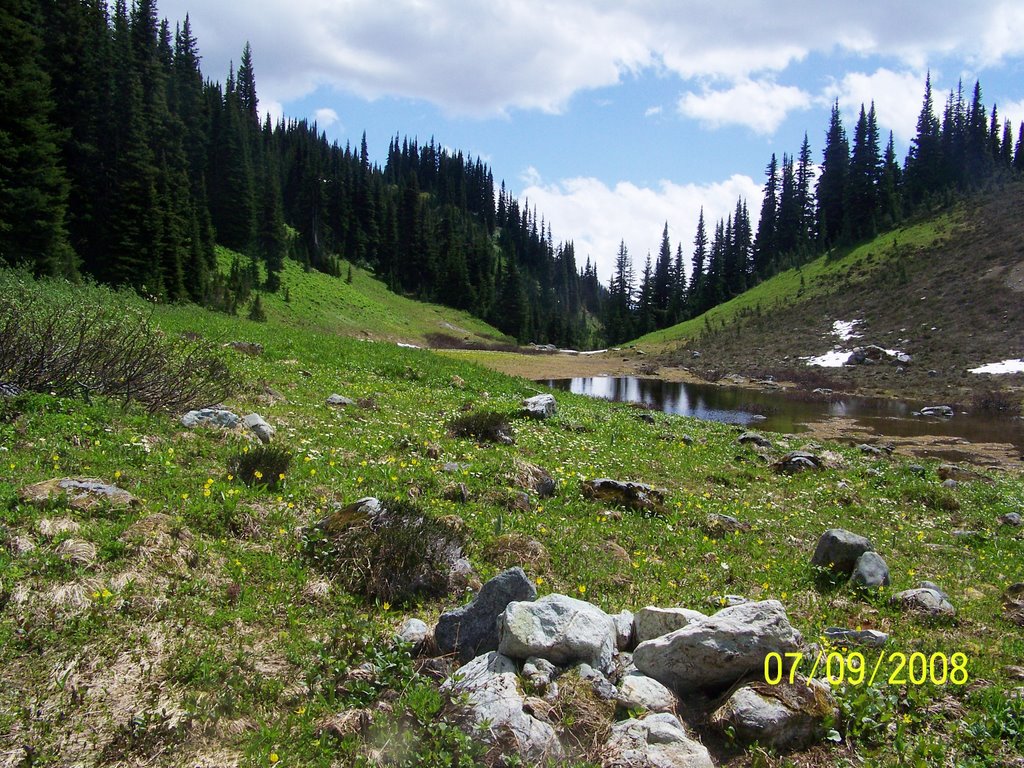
396;342;421;349
832;319;862;341
803;350;851;368
969;359;1024;374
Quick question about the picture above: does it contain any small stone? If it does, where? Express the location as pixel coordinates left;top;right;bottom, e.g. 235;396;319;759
612;610;635;650
523;393;557;419
738;432;772;448
823;627;888;648
616;673;677;713
20;478;140;513
604;713;714;768
811;528;874;576
581;478;667;515
326;394;355;407
941;478;958;488
850;551;890;588
396;618;430;650
774;451;821;473
893;588;955;617
633;606;707;643
998;512;1023;527
242;413;274;444
920;405;954;418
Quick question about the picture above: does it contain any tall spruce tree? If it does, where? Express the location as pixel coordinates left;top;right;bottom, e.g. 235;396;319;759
905;72;943;206
816;100;849;246
0;0;75;276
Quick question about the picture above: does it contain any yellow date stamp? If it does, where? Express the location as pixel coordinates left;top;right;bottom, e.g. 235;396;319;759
764;650;969;687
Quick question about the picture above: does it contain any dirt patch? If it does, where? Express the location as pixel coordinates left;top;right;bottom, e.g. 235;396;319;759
441;349;705;383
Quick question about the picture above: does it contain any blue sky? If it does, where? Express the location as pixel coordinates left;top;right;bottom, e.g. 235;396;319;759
161;1;1024;280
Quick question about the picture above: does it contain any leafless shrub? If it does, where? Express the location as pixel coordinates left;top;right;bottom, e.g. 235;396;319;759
0;273;232;412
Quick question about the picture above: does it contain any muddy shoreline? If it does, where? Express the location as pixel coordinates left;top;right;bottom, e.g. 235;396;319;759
441;348;1024;471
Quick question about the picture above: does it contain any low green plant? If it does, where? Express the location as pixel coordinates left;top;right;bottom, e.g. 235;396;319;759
446;410;514;444
227;444;292;489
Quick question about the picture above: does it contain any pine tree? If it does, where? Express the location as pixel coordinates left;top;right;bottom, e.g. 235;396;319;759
752;154;778;277
816;100;849;246
236;42;259;126
844;103;882;242
879;131;903;228
688;209;708;312
905;72;943;205
653;223;672;323
0;0;76;276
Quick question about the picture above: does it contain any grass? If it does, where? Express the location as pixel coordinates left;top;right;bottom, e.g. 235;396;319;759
1;266;1023;766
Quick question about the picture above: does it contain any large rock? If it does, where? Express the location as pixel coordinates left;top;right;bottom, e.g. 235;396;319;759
850;551;890;588
242;413;274;444
523;394;557;419
498;593;618;674
603;713;714;768
773;451;822;473
18;477;140;512
633;600;803;693
442;652;562;763
811;528;874;575
633;606;707;644
709;676;837;750
435;567;536;663
180;408;240;429
823;627;888;648
737;432;772;448
581;479;667;515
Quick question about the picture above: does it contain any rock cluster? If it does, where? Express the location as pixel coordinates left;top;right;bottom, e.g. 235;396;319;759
402;569;834;765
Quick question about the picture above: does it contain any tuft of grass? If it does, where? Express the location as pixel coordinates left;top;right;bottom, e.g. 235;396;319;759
446;410;515;444
227;444;292;490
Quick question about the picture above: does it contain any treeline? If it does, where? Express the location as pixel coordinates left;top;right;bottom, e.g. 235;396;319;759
0;0;604;346
604;74;1024;344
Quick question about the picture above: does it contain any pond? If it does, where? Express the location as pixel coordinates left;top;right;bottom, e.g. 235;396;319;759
542;376;1024;452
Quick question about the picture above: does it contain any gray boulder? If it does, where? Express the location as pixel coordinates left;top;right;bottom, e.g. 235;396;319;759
523;393;557;419
180;408;240;429
774;451;822;473
633;606;707;644
616;673;677;714
709;676;837;751
396;618;430;651
920;405;954;418
612;610;635;650
850;551;890;588
737;431;772;448
326;394;355;407
498;593;618;674
633;600;803;693
441;652;562;762
435;567;536;663
811;528;874;575
998;512;1023;527
603;713;714;768
242;413;274;444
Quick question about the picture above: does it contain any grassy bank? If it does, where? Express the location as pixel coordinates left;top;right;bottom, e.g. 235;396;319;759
1;272;1023;767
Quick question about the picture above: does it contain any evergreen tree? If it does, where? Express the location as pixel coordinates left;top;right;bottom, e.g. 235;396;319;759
653;223;672;322
905;72;943;206
844;103;882;242
816;100;849;246
878;131;903;228
752;154;778;276
0;0;75;276
688;209;707;312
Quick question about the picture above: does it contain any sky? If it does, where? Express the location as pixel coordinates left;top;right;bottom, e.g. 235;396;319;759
158;0;1024;282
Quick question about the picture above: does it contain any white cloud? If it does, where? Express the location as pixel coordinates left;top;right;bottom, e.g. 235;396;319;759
156;0;1024;119
678;79;812;134
644;105;663;118
823;69;927;142
517;172;762;283
314;107;341;129
998;98;1024;138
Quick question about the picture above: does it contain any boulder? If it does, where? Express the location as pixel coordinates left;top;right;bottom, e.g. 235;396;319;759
581;479;667;515
850;551;890;588
811;528;874;576
180;408;240;429
703;513;751;537
774;451;822;473
612;610;635;651
892;588;955;617
737;431;772;448
18;477;140;512
435;567;537;663
920;405;954;418
326;394;355;407
242;413;274;444
499;593;618;674
616;673;677;714
633;600;803;694
998;512;1023;527
1003;583;1024;627
633;606;707;644
709;676;837;751
442;652;562;763
603;713;714;768
523;394;557;419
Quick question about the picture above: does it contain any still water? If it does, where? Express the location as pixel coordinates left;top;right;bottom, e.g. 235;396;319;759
542;376;1024;451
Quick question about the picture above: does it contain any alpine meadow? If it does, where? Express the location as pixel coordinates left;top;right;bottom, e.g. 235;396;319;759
1;2;1023;768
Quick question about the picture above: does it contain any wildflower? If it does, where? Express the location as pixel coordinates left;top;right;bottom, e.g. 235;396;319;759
577;585;586;595
181;493;189;500
114;470;122;480
279;473;286;481
254;470;263;480
382;601;391;611
535;576;544;586
269;754;279;764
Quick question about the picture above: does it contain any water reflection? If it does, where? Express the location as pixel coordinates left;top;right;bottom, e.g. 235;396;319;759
542;376;1023;449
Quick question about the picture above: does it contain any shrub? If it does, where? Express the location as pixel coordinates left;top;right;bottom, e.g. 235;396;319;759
227;445;292;490
446;410;514;444
971;387;1021;417
0;271;232;413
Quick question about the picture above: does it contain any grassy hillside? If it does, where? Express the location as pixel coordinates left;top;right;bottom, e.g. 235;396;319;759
1;273;1023;767
635;187;1024;403
221;247;512;347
